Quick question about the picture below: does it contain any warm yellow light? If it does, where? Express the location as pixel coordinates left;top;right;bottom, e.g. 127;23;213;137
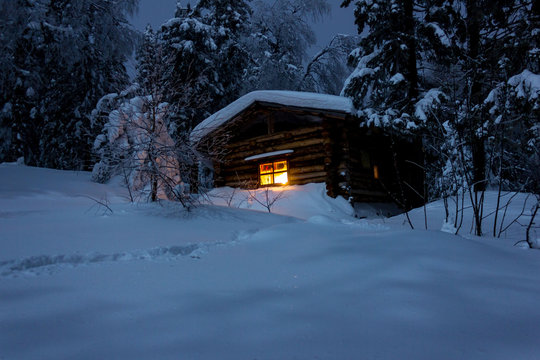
258;160;289;186
373;165;379;179
274;171;288;184
260;163;273;174
260;174;274;185
274;161;287;172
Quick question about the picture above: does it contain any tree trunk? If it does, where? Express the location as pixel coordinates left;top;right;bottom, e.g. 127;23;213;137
526;199;539;249
466;0;486;192
151;176;158;202
403;0;418;102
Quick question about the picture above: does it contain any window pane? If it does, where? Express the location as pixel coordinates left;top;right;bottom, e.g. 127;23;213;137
260;174;274;185
260;163;273;174
274;171;288;184
274;160;287;172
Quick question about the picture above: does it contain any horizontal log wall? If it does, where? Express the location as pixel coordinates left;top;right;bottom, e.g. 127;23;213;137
340;125;393;203
214;121;328;188
214;115;398;203
205;102;423;207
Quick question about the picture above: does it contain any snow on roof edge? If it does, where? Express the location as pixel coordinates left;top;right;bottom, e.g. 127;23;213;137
244;149;294;161
190;90;354;143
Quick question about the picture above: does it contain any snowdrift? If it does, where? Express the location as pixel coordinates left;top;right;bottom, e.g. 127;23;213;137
1;163;540;360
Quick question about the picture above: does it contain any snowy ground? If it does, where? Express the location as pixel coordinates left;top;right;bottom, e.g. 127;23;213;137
1;163;539;359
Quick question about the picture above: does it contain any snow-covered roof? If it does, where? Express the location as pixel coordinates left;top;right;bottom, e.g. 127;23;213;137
190;90;354;143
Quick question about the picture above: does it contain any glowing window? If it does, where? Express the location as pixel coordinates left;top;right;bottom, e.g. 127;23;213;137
260;174;274;185
373;165;379;179
274;171;288;184
259;160;289;186
260;163;273;174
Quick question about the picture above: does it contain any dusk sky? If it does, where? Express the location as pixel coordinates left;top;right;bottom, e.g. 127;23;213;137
130;0;358;56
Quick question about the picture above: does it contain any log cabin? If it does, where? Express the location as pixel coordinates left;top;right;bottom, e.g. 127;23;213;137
191;90;423;207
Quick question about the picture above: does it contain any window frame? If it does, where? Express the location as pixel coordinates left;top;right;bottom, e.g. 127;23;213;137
258;159;289;186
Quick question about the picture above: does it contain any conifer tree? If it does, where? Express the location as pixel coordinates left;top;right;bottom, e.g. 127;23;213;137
1;0;138;169
159;1;252;132
482;1;540;194
136;26;161;96
341;0;424;131
195;0;252;106
159;3;221;131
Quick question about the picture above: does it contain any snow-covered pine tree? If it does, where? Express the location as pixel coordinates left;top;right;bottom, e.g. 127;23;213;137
340;0;450;215
47;0;138;170
159;0;252;133
0;0;30;163
341;0;423;131
482;1;540;195
8;0;56;167
159;3;219;132
194;0;252;106
424;0;536;194
399;0;539;235
408;1;467;212
2;0;138;169
136;25;162;96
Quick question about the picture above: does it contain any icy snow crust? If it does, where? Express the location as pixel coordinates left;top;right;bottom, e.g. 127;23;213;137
190;90;354;143
1;163;540;360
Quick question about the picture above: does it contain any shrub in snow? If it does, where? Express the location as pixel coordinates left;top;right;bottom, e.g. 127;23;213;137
92;89;185;203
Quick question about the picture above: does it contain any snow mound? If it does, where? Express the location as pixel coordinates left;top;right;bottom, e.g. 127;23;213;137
307;214;341;225
206;182;354;221
0;162;125;199
388;191;538;242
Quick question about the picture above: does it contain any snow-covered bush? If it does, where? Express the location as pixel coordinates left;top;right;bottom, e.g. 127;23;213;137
91;88;187;203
